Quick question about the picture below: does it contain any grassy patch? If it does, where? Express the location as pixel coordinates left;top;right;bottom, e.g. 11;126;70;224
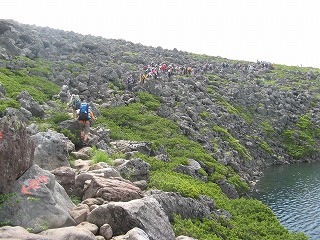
90;146;113;165
282;115;320;159
0;67;60;103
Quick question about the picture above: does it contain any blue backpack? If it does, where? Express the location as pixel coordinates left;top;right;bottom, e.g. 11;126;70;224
78;103;90;121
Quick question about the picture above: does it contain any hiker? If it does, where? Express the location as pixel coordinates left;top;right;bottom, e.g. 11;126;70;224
78;98;96;145
168;67;173;78
69;94;81;118
152;67;158;79
127;75;134;92
140;73;147;84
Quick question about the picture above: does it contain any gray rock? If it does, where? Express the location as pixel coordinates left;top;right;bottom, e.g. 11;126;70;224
87;197;175;240
16;90;45;117
116;158;150;182
146;190;212;222
59;84;70;103
110;140;152;156
112;227;149;240
217;179;239;199
174;159;207;182
39;226;96;240
1;107;32;123
77;221;99;235
0;226;51;240
31;130;74;170
70;204;90;224
100;223;113;240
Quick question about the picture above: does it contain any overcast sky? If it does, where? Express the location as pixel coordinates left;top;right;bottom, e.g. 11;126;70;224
2;0;320;68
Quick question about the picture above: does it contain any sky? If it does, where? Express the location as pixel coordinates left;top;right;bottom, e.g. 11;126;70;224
2;0;320;68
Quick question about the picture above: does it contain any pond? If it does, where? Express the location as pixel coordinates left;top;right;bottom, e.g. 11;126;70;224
251;162;320;240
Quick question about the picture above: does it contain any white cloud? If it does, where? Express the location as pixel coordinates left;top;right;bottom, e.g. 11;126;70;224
2;0;320;68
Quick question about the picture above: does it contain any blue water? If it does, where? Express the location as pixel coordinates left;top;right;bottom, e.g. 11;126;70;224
252;162;320;240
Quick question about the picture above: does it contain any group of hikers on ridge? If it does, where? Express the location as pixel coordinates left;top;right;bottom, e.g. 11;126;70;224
68;94;96;145
125;60;274;91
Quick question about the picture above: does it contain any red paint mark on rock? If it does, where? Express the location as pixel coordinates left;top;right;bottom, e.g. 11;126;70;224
21;175;49;195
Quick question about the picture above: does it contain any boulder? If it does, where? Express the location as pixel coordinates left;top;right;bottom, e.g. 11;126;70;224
174;159;207;182
83;176;143;202
217;179;239;199
146;190;213;222
0;164;76;233
0;226;50;240
100;223;113;240
112;227;149;240
39;226;96;240
58;119;81;134
1;107;32;124
76;221;99;235
31;130;74;170
110;140;152;156
0;116;34;193
16;90;45;117
70;204;90;224
50;166;76;196
87;197;175;240
116;158;150;182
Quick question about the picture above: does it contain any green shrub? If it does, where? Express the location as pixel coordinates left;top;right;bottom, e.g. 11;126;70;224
0;98;20;114
91;147;113;165
213;125;252;160
60;128;81;146
173;198;308;240
258;141;273;154
260;121;275;137
136;91;161;111
199;111;210;119
227;175;250;194
208;172;225;182
282;115;320;159
70;195;82;205
0;68;60;103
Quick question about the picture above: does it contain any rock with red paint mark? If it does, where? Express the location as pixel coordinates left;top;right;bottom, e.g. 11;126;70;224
0;116;34;194
0;164;76;233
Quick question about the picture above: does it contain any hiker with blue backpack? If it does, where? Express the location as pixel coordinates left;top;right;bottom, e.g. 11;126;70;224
78;98;96;145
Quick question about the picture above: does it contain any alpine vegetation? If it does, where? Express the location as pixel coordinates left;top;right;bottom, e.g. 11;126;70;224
0;19;318;239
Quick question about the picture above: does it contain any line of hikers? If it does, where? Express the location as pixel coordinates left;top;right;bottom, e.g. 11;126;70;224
125;62;210;91
125;60;273;91
68;94;96;145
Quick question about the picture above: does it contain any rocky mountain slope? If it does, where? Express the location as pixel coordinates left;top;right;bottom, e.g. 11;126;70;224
0;19;318;239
